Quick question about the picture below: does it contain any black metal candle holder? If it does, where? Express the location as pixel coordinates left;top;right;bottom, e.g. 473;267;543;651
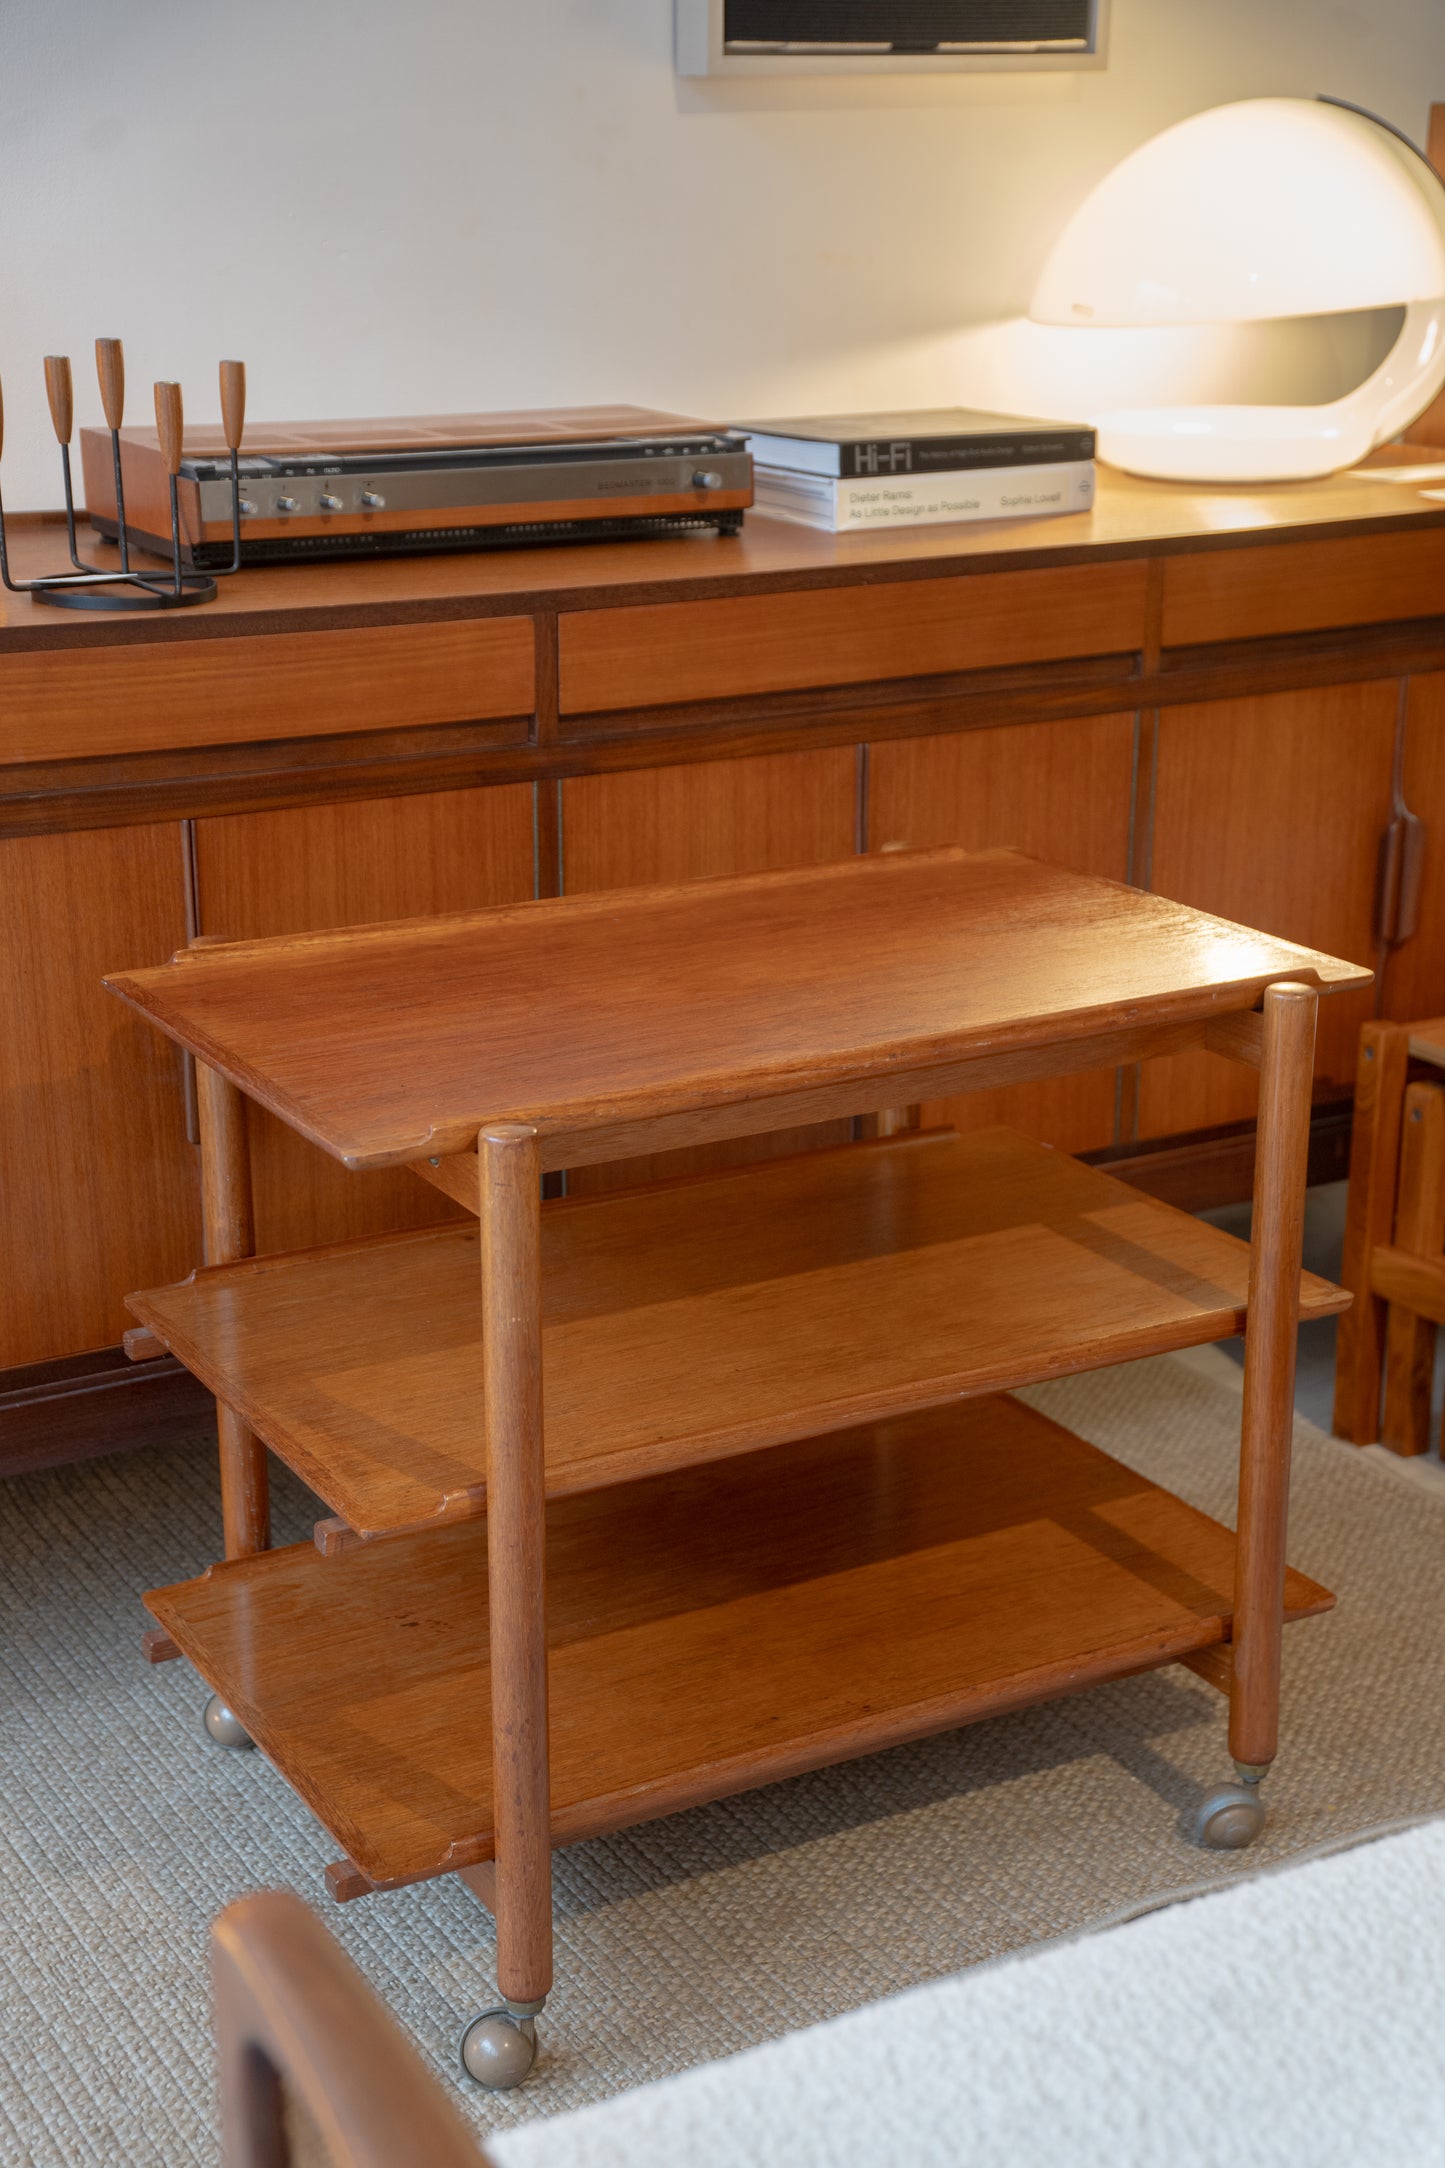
0;339;246;612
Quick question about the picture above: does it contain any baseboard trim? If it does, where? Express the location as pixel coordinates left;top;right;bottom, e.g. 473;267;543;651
0;1346;215;1479
1083;1102;1353;1213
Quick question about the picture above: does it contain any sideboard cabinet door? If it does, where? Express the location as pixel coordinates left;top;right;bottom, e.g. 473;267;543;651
867;712;1137;1153
1138;682;1395;1141
191;786;536;1254
561;747;861;1192
0;824;199;1367
1381;671;1445;1025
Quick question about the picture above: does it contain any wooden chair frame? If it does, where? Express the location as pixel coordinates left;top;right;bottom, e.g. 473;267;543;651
1335;1015;1445;1453
212;1890;484;2168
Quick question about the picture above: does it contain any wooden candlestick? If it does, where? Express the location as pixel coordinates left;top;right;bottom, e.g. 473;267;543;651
44;355;73;444
220;359;246;452
154;380;184;476
95;337;125;431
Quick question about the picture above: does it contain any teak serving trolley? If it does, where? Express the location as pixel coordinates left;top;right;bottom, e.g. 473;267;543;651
106;847;1367;2088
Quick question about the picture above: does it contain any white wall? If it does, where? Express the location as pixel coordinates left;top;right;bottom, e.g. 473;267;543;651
1;0;1443;506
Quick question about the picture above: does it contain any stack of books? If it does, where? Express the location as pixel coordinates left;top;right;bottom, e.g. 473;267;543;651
737;408;1096;533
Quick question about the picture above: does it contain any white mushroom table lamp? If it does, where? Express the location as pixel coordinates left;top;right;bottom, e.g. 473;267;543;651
1030;96;1445;483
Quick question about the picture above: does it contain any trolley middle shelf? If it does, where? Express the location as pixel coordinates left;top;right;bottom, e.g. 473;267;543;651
129;1124;1348;1543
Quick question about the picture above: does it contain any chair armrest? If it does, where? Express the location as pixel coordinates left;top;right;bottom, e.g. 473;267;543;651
212;1890;485;2168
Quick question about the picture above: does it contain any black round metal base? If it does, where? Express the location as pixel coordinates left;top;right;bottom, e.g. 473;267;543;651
33;573;217;611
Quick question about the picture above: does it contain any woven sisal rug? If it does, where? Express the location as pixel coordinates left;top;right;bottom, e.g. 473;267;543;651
2;1347;1443;2165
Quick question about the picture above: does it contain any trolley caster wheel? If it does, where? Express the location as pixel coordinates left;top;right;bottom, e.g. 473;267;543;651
1192;1781;1266;1850
202;1694;255;1752
459;2008;538;2090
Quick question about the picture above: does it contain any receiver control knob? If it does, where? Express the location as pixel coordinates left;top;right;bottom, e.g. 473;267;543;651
360;490;386;509
275;495;299;513
318;494;343;512
692;470;724;490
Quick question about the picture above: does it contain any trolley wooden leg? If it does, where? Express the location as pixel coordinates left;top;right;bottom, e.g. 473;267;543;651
1333;1019;1409;1444
479;1124;552;2011
197;1061;270;1557
1230;981;1317;1774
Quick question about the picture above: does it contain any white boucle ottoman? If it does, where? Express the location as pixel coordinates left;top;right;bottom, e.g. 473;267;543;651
493;1818;1445;2168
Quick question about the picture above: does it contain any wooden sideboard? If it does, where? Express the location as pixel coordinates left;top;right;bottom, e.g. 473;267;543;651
5;459;1445;1472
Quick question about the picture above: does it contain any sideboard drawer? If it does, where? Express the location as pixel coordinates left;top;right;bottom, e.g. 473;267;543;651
559;561;1150;715
0;616;535;765
1162;529;1445;649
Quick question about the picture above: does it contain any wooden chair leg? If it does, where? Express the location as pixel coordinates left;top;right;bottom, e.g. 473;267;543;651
197;1061;270;1556
1381;1081;1445;1456
1333;1019;1410;1443
1230;981;1316;1775
478;1125;552;2013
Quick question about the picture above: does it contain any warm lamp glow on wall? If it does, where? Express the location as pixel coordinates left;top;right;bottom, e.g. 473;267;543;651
1030;97;1445;482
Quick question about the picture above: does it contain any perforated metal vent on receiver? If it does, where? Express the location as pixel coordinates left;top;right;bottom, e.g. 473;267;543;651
677;0;1106;71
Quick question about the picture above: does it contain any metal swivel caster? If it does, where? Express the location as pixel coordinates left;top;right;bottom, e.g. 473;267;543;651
1192;1779;1266;1850
458;2006;539;2090
202;1694;255;1752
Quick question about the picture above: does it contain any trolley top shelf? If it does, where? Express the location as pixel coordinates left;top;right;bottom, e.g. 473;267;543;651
105;846;1370;1170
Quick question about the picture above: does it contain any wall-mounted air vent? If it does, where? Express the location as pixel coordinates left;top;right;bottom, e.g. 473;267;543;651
676;0;1108;74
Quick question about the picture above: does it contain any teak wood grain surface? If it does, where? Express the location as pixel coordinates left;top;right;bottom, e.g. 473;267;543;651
0;823;202;1367
1160;526;1445;649
9;444;1442;1457
557;747;859;1193
1137;680;1396;1141
212;1892;486;2168
117;841;1339;2045
0;617;535;767
1381;1081;1445;1455
1381;670;1445;1027
556;560;1148;712
146;1392;1333;1891
6;467;1445;650
193;784;535;1257
105;847;1371;1170
867;712;1135;1156
128;1127;1348;1540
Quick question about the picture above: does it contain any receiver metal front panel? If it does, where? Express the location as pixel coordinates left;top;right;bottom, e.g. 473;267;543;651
192;449;753;524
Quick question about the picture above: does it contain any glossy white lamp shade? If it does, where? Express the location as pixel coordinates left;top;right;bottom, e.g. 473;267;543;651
1030;98;1445;482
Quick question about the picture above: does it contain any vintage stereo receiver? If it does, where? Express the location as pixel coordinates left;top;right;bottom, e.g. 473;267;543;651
80;407;753;566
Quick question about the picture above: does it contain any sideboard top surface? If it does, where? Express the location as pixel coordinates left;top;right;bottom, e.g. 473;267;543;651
4;461;1445;649
106;846;1372;1168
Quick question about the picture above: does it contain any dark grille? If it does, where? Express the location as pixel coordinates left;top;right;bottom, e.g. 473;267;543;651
724;0;1091;45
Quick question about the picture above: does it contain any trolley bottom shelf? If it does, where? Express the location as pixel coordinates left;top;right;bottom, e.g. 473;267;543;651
147;1391;1332;1893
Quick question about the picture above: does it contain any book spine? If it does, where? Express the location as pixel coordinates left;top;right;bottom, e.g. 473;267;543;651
835;431;1095;478
748;429;1096;477
754;461;1095;533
